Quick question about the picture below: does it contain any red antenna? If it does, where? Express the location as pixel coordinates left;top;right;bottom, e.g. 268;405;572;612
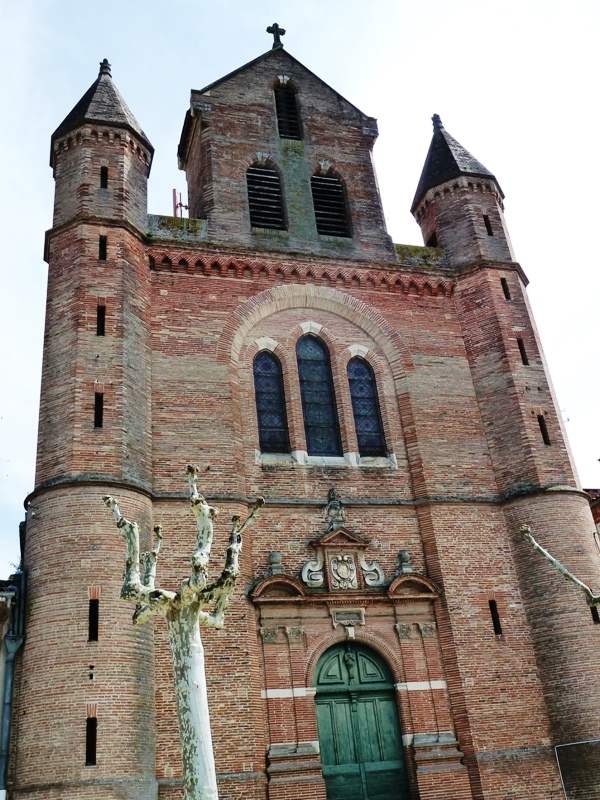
172;189;189;219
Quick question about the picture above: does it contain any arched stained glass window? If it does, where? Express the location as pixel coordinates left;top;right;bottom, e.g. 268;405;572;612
296;335;342;457
347;357;386;457
253;351;290;453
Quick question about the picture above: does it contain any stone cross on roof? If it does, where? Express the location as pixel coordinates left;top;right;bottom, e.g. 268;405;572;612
267;22;286;49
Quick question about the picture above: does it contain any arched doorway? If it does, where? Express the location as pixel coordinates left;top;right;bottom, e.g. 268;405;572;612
314;643;409;800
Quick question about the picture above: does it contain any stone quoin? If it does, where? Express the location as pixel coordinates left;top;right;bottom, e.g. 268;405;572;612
6;24;600;800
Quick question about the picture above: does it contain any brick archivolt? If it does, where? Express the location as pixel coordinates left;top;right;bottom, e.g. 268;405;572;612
304;627;409;687
148;251;453;299
216;284;414;380
232;294;406;464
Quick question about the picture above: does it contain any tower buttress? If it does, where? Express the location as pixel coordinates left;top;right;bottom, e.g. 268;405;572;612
412;115;514;266
410;116;600;778
13;61;157;800
50;58;152;231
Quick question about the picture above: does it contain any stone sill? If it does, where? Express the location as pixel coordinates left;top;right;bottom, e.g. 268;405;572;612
256;450;397;469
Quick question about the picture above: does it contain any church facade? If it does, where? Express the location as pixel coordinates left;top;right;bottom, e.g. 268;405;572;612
7;32;600;800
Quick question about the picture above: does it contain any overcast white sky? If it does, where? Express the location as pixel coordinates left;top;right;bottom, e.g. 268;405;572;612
0;0;598;578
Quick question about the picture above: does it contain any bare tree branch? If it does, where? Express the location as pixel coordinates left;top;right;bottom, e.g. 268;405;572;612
141;525;163;590
198;497;265;628
104;475;264;800
520;524;600;606
184;465;219;597
103;496;175;621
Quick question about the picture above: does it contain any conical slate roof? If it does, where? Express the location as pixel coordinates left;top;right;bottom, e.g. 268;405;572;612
411;115;501;212
50;59;153;166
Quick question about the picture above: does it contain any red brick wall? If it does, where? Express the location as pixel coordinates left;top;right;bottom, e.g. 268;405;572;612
12;63;600;800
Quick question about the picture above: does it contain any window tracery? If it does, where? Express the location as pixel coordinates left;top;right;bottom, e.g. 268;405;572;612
296;335;342;456
253;351;290;453
347;357;386;456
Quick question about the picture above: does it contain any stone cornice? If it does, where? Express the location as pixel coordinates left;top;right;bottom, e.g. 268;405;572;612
44;214;146;262
24;474;588;510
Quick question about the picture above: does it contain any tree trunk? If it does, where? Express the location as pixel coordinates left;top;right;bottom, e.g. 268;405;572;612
168;604;219;800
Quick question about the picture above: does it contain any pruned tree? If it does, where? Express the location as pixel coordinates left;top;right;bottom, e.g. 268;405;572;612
103;465;264;800
520;524;600;606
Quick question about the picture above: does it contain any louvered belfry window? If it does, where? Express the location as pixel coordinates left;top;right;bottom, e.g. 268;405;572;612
311;171;351;237
347;357;386;457
274;83;302;139
247;163;286;230
296;335;342;457
253;351;290;453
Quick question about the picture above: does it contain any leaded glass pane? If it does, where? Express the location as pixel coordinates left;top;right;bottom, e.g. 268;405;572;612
296;335;342;457
253;351;290;453
347;358;386;457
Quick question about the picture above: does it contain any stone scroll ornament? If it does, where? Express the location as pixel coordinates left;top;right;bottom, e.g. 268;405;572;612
521;524;600;605
103;466;264;800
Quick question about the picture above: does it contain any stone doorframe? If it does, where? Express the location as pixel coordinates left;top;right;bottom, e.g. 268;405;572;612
251;573;473;800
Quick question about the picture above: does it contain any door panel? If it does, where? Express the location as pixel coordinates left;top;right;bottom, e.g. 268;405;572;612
315;644;410;800
322;767;364;800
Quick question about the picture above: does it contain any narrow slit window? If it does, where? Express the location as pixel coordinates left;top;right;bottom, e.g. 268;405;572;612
85;717;97;766
253;351;290;453
483;214;494;236
96;305;106;337
500;277;511;300
517;337;529;365
592;606;600;624
100;166;108;188
537;414;551;446
246;163;286;230
311;172;351;237
489;599;503;636
296;335;342;457
98;235;107;261
347;357;386;457
274;82;302;140
88;599;99;641
94;393;104;428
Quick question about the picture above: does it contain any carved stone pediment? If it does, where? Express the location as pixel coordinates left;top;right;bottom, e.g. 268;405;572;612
310;526;370;549
301;527;385;591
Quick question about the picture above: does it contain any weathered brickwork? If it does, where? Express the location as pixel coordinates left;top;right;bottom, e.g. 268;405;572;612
9;46;600;800
179;48;395;261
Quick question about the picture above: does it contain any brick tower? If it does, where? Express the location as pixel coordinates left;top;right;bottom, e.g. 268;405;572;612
11;60;157;799
9;34;600;800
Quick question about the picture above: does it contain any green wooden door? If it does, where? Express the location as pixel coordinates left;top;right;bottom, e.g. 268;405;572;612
315;644;409;800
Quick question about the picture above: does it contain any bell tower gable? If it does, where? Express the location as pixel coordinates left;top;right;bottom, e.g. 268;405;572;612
178;47;395;260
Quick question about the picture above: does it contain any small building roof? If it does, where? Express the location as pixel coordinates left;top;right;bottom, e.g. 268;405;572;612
411;114;501;212
50;59;153;166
